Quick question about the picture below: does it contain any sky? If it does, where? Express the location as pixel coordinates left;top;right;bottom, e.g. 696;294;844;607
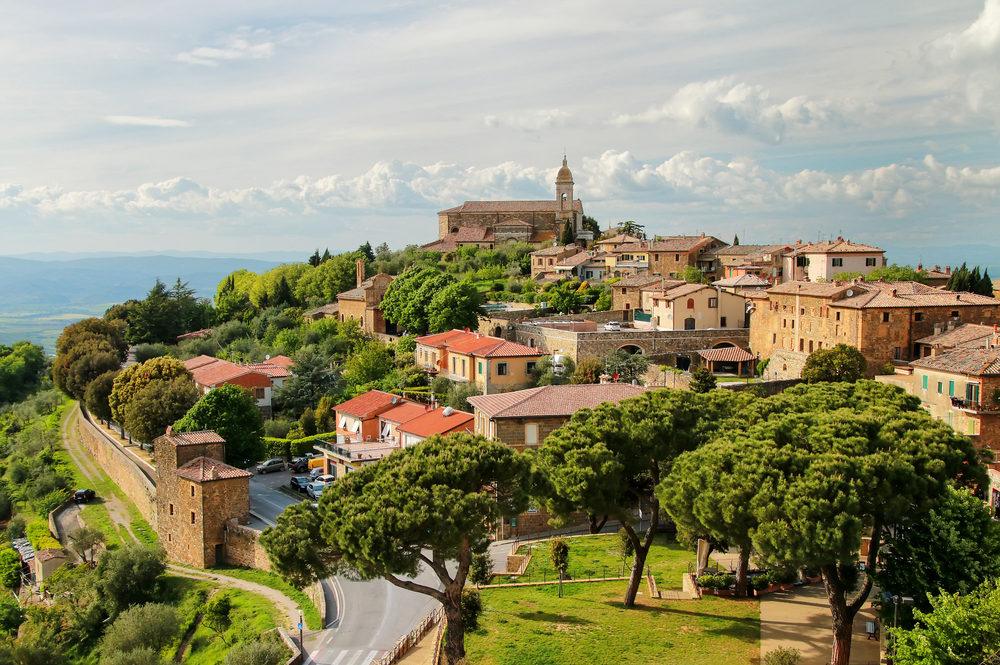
1;0;999;257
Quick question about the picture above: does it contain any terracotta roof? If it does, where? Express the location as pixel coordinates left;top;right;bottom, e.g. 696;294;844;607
835;282;1000;309
790;238;883;255
915;323;999;348
767;281;855;297
378;401;427;424
557;252;598;268
421;237;459;253
415;329;469;348
337;273;394;301
335;390;402;419
419;330;542;359
439;200;583;214
267;355;295;369
659;283;711;300
614;274;662;288
184;355;220;370
246;363;291;379
696;347;756;363
475;339;544;358
397;407;474;438
596;234;643;246
175;456;252;482
911;347;1000;376
305;303;339;317
710;244;788;257
639;279;686;293
190;359;268;387
165;430;226;446
648;236;721;252
177;328;212;341
713;274;772;288
532;244;580;257
467;384;648;418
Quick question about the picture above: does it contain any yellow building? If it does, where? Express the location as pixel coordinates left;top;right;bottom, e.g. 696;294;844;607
649;283;748;331
414;329;544;394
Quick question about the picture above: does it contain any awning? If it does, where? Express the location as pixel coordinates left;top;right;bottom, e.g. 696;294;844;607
696;347;755;363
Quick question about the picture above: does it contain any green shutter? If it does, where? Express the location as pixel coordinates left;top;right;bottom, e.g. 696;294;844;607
921;375;928;390
948;381;955;396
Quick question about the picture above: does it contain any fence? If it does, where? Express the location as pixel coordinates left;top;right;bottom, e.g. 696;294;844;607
371;606;445;665
490;562;640;586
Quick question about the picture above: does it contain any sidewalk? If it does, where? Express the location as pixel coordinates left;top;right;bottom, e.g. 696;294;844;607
760;585;882;665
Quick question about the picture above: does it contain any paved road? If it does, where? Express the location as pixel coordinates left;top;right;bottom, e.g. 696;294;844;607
249;470;438;665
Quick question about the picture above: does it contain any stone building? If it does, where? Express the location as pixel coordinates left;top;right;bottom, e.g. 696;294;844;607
749;280;1000;378
781;238;886;282
434;156;586;247
706;244;792;282
337;259;395;335
648;283;748;331
153;428;251;568
530;244;583;278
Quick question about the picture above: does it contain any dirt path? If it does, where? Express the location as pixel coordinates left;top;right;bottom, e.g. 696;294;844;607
168;565;300;628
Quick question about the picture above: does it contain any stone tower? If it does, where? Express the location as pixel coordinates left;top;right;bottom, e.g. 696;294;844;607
556;155;574;214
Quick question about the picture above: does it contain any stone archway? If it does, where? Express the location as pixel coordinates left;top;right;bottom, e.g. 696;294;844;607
493;326;503;338
618;344;643;355
712;341;737;349
676;355;692;371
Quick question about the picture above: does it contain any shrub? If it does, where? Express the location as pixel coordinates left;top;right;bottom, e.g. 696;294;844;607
764;647;802;665
132;344;170;363
879;361;896;375
696;573;735;590
97;544;167;615
102;648;162;665
461;588;483;630
469;551;492;586
221;638;289;665
263;418;294;439
0;595;24;635
100;603;178;656
750;572;774;590
0;548;20;588
549;538;569;577
4;517;25;541
203;593;233;640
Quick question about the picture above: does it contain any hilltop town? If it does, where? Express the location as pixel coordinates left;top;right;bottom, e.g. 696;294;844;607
1;155;998;665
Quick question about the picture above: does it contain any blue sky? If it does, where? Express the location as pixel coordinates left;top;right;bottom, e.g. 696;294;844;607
1;0;998;257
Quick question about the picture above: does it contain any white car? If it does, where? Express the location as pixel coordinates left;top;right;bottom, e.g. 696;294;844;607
603;321;622;331
306;482;327;500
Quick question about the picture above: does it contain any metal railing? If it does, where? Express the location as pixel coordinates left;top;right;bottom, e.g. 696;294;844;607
371;606;445;665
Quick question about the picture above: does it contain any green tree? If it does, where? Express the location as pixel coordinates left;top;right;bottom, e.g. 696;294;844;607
469;551;492;586
570;356;603;384
381;266;455;334
0;342;46;405
109;357;192;424
602;350;649;384
617;221;646;239
308;249;321;267
358;242;375;263
294;254;361;306
550;538;569;577
0;549;20;588
56;318;127;361
0;596;24;636
100;603;178;657
545;281;583;314
84;370;119;422
427;282;483;333
531;355;575;386
221;639;289;665
892;579;1000;665
689;366;717;393
876;484;1000;627
261;434;532;664
801;343;867;383
68;526;106;565
102;648;162;665
593;285;612;311
202;594;233;644
677;265;707;284
560;221;575;245
122;376;198;443
173;383;265;468
97;544;167;616
52;338;121;400
864;264;927;283
534;390;724;606
274;347;341;415
342;341;394;387
126;279;212;345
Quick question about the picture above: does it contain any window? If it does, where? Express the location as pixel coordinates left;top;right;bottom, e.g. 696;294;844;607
937;381;943;394
526;361;536;374
720;316;727;327
524;423;539;446
621;288;626;294
496;362;508;376
835;311;841;321
461;358;466;375
654;254;659;261
914;312;924;321
799;339;804;351
167;534;171;543
708;297;718;308
866;257;877;266
451;357;456;373
949;380;955;396
800;308;805;315
190;512;196;525
832;258;843;267
882;312;890;323
254;387;265;400
548;258;554;266
808;340;814;352
339;415;347;429
951;310;960;318
674;254;680;261
966;382;981;404
922;375;928;390
796;256;808;267
772;333;777;343
190;484;195;497
686;298;695;310
684;317;696;330
477;361;483;374
169;503;174;516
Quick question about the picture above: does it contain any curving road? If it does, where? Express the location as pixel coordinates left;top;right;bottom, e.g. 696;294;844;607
249;471;438;665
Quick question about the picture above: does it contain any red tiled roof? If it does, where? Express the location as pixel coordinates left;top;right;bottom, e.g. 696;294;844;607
439;200;583;214
378;401;427;424
911;347;1000;376
165;430;226;446
659;283;711;300
190;359;268;387
476;339;543;358
532;244;580;257
596;234;643;246
713;274;772;288
175;456;252;482
247;363;291;379
266;355;295;369
397;407;474;438
415;330;469;348
335;390;402;419
915;323;999;348
184;355;220;370
177;328;212;341
614;274;662;288
696;347;756;363
467;384;648;418
790;238;883;255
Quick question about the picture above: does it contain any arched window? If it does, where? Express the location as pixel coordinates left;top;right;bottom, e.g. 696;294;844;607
686;298;695;310
684;317;696;330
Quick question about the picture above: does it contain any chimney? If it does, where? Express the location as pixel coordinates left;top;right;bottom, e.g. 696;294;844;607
355;259;365;288
165;425;173;436
946;266;951;275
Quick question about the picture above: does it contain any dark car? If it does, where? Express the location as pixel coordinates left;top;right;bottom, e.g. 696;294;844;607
73;489;95;503
289;476;311;493
255;458;286;474
289;457;309;473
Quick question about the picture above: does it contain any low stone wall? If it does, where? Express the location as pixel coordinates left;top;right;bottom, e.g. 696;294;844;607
223;519;272;571
764;350;808;380
306;581;327;625
720;378;803;396
76;407;157;528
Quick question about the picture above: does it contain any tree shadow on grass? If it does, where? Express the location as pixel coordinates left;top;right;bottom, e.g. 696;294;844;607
514;610;594;625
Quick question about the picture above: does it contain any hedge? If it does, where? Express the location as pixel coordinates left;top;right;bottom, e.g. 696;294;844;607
263;431;337;458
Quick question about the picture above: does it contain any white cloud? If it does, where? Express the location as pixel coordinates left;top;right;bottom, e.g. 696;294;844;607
104;115;191;128
176;28;275;66
483;109;573;132
612;77;873;143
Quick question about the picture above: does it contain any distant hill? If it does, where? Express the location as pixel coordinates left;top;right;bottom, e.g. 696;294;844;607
0;255;285;351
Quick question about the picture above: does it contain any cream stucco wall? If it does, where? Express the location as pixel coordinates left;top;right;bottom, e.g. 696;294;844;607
651;288;747;331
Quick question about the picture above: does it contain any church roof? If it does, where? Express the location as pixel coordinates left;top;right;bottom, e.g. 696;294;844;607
439;200;583;214
556;157;574;183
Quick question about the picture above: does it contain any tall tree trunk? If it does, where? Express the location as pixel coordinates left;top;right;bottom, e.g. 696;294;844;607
822;519;883;665
734;543;751;598
442;592;466;665
588;513;608;534
621;497;659;607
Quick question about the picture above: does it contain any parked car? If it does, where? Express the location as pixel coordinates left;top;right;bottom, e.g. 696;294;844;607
314;474;336;485
289;476;311;493
73;489;95;503
255;458;286;474
603;321;622;331
306;482;327;500
309;467;330;481
289;457;309;473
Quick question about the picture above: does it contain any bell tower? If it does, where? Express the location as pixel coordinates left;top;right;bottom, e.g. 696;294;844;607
555;155;574;214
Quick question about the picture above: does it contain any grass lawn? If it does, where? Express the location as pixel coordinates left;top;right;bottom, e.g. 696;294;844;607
492;533;693;589
467;581;759;665
211;564;323;630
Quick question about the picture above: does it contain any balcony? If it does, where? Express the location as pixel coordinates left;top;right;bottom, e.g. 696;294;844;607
315;438;401;464
951;397;1000;415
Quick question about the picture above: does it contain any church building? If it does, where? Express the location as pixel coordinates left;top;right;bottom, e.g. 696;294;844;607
427;156;588;251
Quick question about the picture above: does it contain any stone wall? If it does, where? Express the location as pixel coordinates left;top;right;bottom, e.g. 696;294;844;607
224;519;272;571
76;409;157;527
763;350;809;380
492;416;568;450
514;323;749;364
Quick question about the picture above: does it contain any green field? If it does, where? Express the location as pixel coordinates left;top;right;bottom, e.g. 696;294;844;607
492;533;694;588
468;581;759;665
